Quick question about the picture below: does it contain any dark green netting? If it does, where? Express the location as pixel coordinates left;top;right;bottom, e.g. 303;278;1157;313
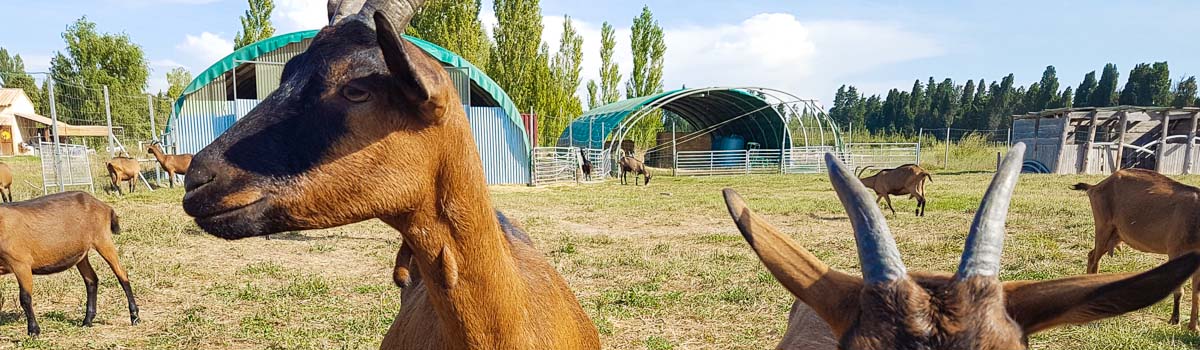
559;88;790;149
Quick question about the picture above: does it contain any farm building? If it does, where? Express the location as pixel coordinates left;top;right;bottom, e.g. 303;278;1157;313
1013;106;1200;174
166;31;531;184
0;88;108;156
555;87;841;177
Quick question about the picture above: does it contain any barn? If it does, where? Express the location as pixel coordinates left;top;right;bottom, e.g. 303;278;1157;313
1012;106;1200;174
166;31;531;184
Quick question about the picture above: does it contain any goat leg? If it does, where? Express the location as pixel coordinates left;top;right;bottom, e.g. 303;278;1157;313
12;263;38;336
76;258;99;327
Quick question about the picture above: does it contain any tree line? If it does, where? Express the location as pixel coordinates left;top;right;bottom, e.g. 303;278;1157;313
830;62;1200;134
409;0;667;146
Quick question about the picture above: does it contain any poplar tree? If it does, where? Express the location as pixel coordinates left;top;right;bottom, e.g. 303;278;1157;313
234;0;275;49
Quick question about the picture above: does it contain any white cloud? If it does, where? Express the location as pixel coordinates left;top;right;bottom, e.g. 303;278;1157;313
176;32;234;66
151;59;186;69
274;0;328;32
543;13;942;107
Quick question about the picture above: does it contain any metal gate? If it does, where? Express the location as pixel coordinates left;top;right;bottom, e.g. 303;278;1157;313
40;142;94;193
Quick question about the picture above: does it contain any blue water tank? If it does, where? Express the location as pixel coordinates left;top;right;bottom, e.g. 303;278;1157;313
712;134;746;151
712;134;746;166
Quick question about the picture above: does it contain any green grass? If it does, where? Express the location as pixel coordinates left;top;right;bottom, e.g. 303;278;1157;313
0;154;1198;349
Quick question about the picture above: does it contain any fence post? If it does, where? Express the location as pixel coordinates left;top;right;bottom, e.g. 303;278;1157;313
944;128;951;169
48;79;64;193
103;86;114;156
1156;111;1169;173
671;120;677;177
1185;112;1198;175
745;149;751;174
917;128;923;165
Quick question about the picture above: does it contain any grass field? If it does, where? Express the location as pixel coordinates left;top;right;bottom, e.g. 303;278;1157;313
0;156;1198;349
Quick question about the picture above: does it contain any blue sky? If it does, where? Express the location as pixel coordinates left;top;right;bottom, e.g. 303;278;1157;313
3;0;1200;105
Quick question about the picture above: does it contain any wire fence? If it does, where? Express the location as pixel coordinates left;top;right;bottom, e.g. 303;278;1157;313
1;71;174;192
844;127;1012;172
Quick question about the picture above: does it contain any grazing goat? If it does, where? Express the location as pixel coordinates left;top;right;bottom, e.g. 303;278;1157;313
180;1;600;348
858;163;931;216
0;191;139;336
106;157;140;195
147;142;192;189
619;155;651;185
579;149;593;181
724;143;1200;349
0;162;12;202
1073;168;1200;331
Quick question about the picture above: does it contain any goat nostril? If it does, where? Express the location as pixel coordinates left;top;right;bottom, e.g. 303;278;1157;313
184;165;217;192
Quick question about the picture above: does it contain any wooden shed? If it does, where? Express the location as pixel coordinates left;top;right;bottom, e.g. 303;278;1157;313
1012;106;1200;174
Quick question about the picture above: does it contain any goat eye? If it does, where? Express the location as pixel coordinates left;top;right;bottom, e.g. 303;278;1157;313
341;85;371;102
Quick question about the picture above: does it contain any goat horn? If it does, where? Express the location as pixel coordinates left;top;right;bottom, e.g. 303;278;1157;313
824;153;906;284
956;142;1026;278
328;0;367;24
359;0;426;30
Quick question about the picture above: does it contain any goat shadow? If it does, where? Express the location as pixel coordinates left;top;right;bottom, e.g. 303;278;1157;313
808;213;848;222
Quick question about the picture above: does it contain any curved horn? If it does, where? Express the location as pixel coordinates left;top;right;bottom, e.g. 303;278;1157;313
824;153;906;284
359;0;425;30
855;165;873;178
328;0;367;24
956;142;1026;278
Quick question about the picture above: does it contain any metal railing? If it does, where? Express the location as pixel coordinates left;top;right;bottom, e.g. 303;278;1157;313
675;149;783;176
40;142;94;193
845;143;919;170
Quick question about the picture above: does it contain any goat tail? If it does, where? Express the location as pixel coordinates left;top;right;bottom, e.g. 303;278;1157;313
922;172;932;183
1071;183;1092;191
109;208;122;235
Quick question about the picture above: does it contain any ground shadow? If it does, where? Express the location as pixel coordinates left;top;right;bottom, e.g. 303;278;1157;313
935;170;996;176
1147;327;1200;347
808;213;847;221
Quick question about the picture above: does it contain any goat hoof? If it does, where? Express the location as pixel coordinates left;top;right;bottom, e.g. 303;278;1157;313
1169;316;1180;325
131;314;140;326
27;325;39;337
82;321;92;327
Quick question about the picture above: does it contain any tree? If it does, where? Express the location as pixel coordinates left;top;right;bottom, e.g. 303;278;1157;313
585;80;599;109
233;0;275;50
1091;63;1119;107
1034;66;1060;110
1058;86;1073;109
625;6;665;98
49;17;151;139
1074;71;1097;107
1119;63;1169;106
598;22;621;104
489;0;546;118
165;67;191;100
1173;76;1198;108
624;6;666;147
541;16;584;143
408;0;491;70
0;48;42;113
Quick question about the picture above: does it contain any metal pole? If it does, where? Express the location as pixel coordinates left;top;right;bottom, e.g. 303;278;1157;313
148;95;157;141
588;118;594;149
1185;112;1198;175
917;128;923;165
232;63;239;119
944;128;951;169
671;119;677;177
103;86;114;156
48;79;64;192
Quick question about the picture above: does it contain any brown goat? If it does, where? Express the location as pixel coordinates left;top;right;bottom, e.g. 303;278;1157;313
0;191;139;336
0;162;12;202
858;163;931;216
180;1;599;348
147;142;192;189
619;155;651;185
724;143;1200;349
106;157;140;195
1073;168;1200;331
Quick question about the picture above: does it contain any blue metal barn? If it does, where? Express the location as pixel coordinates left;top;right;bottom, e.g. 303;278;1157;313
166;31;531;184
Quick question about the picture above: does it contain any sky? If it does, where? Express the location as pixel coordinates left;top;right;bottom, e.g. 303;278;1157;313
3;0;1200;107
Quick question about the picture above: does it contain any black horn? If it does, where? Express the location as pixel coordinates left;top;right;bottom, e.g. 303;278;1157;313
956;142;1026;278
824;153;907;284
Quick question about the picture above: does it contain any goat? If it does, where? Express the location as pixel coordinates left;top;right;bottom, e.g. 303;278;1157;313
0;162;12;202
147;142;192;189
0;191;139;336
1072;168;1200;331
579;149;593;181
858;163;931;216
105;157;140;195
724;143;1200;349
619;155;651;185
179;1;600;348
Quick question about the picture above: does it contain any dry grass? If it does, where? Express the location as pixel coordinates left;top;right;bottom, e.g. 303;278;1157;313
0;155;1196;349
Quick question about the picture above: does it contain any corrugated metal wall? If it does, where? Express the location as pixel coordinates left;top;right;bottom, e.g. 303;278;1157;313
254;39;311;97
174;99;260;154
467;106;531;184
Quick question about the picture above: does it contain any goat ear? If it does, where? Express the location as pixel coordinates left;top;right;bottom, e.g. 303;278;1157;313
373;11;446;121
722;189;863;335
1004;252;1200;334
